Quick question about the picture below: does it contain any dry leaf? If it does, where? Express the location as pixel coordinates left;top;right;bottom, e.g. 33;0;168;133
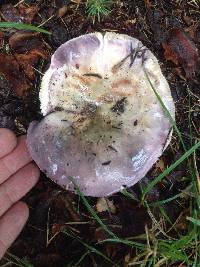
14;51;45;80
58;6;68;18
0;31;4;49
145;0;152;8
162;28;199;78
9;31;40;51
0;4;23;22
155;159;165;172
96;197;116;214
9;31;46;53
0;53;30;96
0;3;39;24
18;3;39;24
13;48;47;81
94;227;107;242
9;31;48;80
124;253;131;263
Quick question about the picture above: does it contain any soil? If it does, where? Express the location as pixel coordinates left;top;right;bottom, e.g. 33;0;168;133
0;0;200;266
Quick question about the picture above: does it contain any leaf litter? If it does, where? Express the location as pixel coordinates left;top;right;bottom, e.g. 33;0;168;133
0;0;200;266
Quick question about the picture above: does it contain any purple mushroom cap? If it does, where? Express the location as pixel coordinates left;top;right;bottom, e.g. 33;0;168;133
27;32;175;197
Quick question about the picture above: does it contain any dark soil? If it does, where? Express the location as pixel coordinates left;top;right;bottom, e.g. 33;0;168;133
0;0;200;266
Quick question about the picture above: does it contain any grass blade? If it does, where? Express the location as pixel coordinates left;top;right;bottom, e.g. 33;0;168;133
187;217;200;227
121;188;139;201
0;22;51;35
98;238;146;249
143;68;186;151
148;192;183;207
4;252;34;267
62;230;115;265
69;176;117;239
142;68;199;199
69;177;146;249
142;140;200;198
86;0;113;21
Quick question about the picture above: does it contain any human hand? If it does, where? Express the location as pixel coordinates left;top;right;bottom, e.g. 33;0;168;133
0;128;40;259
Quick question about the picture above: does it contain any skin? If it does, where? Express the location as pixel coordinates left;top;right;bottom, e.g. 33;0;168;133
0;128;40;259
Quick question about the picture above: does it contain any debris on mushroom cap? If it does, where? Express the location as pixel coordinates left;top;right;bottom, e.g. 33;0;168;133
27;32;175;197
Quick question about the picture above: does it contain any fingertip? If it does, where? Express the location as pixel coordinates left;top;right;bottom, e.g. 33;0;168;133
0;129;17;158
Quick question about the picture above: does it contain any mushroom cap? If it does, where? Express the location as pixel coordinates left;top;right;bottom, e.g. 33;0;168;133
27;32;175;197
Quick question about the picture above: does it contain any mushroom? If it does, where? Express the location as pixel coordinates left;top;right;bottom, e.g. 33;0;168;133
27;32;175;197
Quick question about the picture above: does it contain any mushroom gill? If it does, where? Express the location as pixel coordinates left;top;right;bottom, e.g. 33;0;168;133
27;32;175;197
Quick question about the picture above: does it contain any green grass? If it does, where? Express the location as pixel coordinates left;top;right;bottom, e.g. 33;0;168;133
62;230;115;266
86;0;113;21
142;140;200;200
142;68;199;197
0;22;51;35
69;176;146;249
187;216;200;227
143;68;186;152
2;253;33;267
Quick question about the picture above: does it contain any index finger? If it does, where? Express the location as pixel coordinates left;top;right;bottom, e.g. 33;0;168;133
0;129;17;159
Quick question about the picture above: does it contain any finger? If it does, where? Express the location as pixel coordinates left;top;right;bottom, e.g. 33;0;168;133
0;128;17;158
0;163;39;217
0;136;32;184
0;201;29;259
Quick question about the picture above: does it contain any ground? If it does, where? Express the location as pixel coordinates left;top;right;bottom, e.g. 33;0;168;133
0;0;200;266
